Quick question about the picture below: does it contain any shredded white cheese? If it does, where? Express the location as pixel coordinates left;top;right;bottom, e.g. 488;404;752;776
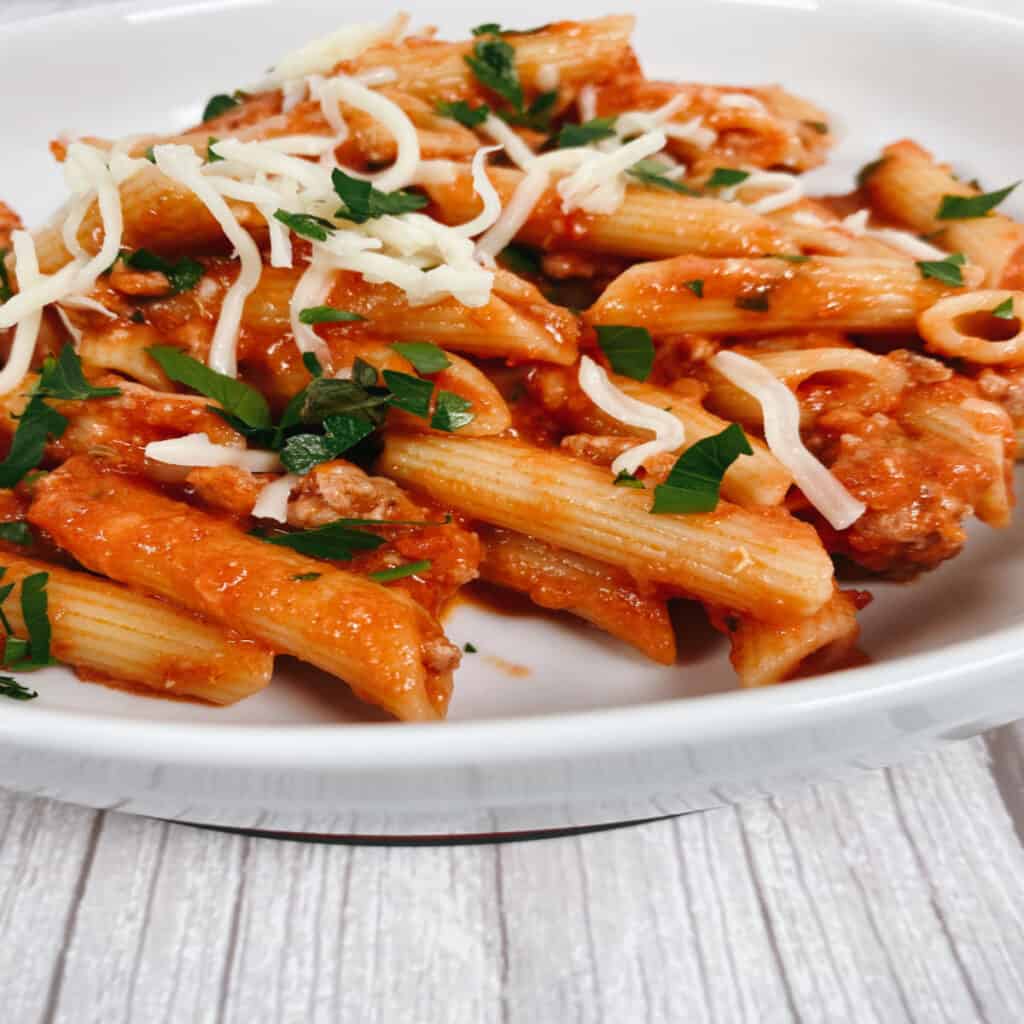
452;146;503;238
265;16;404;85
841;209;946;259
578;356;686;476
711;351;865;530
144;433;282;472
289;252;335;359
481;115;537;171
0;233;46;395
577;85;598;123
476;165;550;266
252;473;300;522
557;131;666;215
720;170;804;215
718;93;766;112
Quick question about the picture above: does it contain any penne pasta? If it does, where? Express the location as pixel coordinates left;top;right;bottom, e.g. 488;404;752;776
28;456;458;720
0;552;273;704
586;255;983;337
380;434;835;620
477;526;677;664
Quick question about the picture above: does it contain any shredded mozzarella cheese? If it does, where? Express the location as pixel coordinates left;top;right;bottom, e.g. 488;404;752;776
557;131;666;214
289;252;335;359
144;433;281;472
252;473;300;522
475;165;550;265
578;356;686;476
452;146;503;238
721;170;804;215
0;233;46;395
711;351;865;530
154;145;262;378
841;209;946;259
266;17;403;84
63;142;124;297
481;115;537;171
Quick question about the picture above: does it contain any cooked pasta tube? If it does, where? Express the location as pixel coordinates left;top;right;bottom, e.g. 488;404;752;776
28;457;458;720
243;266;579;365
0;552;273;704
526;366;791;506
343;16;636;106
424;167;797;259
701;347;909;428
864;140;1024;287
898;385;1015;528
586;255;983;337
477;526;676;664
715;588;862;687
918;290;1024;366
77;323;175;390
380;435;835;620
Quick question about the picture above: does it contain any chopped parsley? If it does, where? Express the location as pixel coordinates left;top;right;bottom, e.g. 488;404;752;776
0;570;54;674
0;523;31;546
0;251;12;303
0;676;36;701
614;470;645;489
498;244;542;276
706;168;750;189
557;117;617;149
464;35;523;111
143;146;156;164
273;210;336;241
298;306;365;325
651;423;752;514
299;375;391;428
683;279;704;298
202;92;241;122
436;100;490;128
937;182;1019;220
36;346;121;401
206;137;224;163
594;325;655;382
291;572;322;582
916;251;967;287
331;169;427;223
382;370;434;419
993;297;1016;319
148;346;272;430
627;160;698;195
124;249;204;294
279;415;375;474
431;391;474;431
259;520;387;561
368;559;432;583
503;91;558;132
463;642;478;653
472;22;503;36
735;293;772;312
391;341;451;375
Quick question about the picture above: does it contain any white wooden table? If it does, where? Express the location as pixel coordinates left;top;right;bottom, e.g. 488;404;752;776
5;1;1024;1020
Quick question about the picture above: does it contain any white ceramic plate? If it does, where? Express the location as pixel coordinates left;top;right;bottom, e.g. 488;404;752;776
2;0;1024;836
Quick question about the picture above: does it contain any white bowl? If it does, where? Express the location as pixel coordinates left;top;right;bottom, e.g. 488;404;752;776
2;0;1023;836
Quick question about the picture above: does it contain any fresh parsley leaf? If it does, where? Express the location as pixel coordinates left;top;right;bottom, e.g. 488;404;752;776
331;169;427;223
0;676;37;701
937;183;1019;220
206;137;224;163
291;572;321;582
614;470;645;489
557;116;617;149
273;209;336;241
382;371;434;419
463;641;478;653
464;36;523;111
0;522;32;546
368;559;432;583
143;145;156;164
298;306;365;325
202;92;241;122
391;341;451;375
436;100;490;128
735;293;771;311
148;346;272;429
0;397;67;489
279;414;374;474
651;423;752;514
472;22;503;35
124;249;204;294
302;352;324;378
993;297;1016;319
916;251;967;287
130;310;146;324
3;637;28;665
300;377;390;427
627;160;698;195
594;325;655;382
430;391;474;432
771;253;810;263
0;250;11;303
498;244;541;276
707;168;750;189
260;520;386;560
5;572;53;668
36;346;121;401
803;120;829;134
503;90;557;132
351;358;378;389
684;279;704;298
856;157;885;189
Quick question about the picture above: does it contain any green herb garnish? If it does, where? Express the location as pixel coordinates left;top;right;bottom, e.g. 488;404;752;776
0;523;32;547
916;251;966;287
430;391;475;432
368;559;432;583
124;249;204;294
279;415;374;474
298;306;365;325
627;160;698;195
557;117;617;149
771;253;810;264
804;120;829;134
735;293;771;312
291;572;322;582
463;642;478;653
464;35;523;111
273;210;336;241
993;297;1016;319
684;279;704;298
202;93;241;122
707;168;750;189
937;183;1019;220
382;370;434;419
651;424;752;514
391;341;451;375
613;470;644;489
0;676;37;701
436;100;491;128
206;137;224;163
0;398;67;489
594;325;654;382
0;250;12;303
260;520;387;561
331;169;427;223
498;244;542;276
36;347;121;401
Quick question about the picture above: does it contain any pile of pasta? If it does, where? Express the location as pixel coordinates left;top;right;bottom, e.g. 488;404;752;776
0;14;1019;719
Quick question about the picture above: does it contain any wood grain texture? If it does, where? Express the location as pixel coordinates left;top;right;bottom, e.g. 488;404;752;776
2;738;1024;1023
